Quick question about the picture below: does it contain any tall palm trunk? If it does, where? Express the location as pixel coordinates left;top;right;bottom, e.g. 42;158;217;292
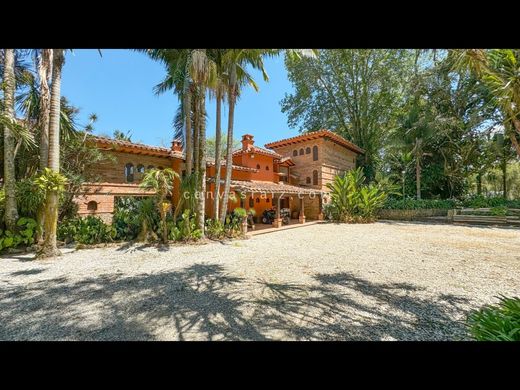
38;49;53;171
219;66;237;224
39;49;64;258
36;49;53;242
193;92;200;176
184;86;193;175
2;49;19;230
196;90;206;235
213;91;222;220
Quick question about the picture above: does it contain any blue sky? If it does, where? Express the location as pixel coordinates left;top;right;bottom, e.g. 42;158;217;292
61;49;299;148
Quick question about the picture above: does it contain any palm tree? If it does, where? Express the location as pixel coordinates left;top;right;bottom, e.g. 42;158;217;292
39;49;65;258
140;168;179;243
211;77;226;220
218;50;269;224
218;49;316;224
450;49;520;157
36;49;53;242
2;49;19;230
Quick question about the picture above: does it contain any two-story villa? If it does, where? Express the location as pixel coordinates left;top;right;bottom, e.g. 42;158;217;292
75;130;364;228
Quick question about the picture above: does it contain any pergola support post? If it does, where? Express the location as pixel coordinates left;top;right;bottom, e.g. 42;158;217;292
299;197;306;224
317;194;324;220
273;196;283;228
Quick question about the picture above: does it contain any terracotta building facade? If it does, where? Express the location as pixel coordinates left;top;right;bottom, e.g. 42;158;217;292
76;130;364;227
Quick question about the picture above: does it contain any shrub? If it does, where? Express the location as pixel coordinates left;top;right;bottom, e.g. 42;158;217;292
383;198;459;210
467;296;520;341
58;216;116;245
170;210;202;241
206;219;226;240
326;168;387;223
0;217;38;252
490;206;508;216
136;197;161;242
461;195;520;209
16;177;46;219
221;208;247;236
112;197;143;241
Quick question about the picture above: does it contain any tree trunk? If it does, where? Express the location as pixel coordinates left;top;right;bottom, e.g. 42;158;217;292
184;86;193;175
196;91;206;235
2;49;19;231
39;49;64;258
213;92;222;221
36;49;53;242
476;172;482;195
415;138;422;200
193;92;200;176
502;159;507;199
416;158;421;200
219;69;236;224
38;49;53;171
510;119;520;158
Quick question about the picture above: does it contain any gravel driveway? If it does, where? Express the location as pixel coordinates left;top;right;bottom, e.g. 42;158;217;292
1;221;519;341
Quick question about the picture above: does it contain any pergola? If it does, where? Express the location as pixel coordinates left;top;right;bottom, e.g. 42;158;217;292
230;180;325;227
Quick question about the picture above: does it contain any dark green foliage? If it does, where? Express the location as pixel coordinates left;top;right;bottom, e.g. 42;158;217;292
326;168;388;222
16;177;46;218
169;210;202;241
205;219;226;240
0;217;38;251
461;195;520;209
112;197;145;241
383;198;459;210
489;206;508;216
467;296;520;341
57;216;116;245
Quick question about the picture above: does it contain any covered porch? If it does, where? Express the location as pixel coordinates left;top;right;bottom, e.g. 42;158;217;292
229;180;325;230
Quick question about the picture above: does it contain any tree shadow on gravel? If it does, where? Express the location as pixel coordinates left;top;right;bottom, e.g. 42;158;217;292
251;272;472;340
0;263;265;341
0;264;472;341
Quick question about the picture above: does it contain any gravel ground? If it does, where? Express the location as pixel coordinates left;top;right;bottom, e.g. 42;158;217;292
1;221;519;341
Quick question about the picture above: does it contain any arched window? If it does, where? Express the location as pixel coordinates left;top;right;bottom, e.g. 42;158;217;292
256;164;260;169
249;197;254;208
293;150;298;157
125;163;134;182
256;197;260;203
306;147;311;154
313;170;318;185
306;177;311;184
137;164;145;174
299;148;304;155
266;198;270;203
87;201;98;211
312;145;318;161
265;165;269;171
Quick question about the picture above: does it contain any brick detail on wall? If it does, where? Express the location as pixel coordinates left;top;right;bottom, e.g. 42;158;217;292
269;137;358;192
87;150;174;184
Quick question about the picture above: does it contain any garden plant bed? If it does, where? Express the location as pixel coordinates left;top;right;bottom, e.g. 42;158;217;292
1;221;518;341
378;208;449;221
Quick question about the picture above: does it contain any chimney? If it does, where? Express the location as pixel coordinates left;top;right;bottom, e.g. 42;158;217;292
171;139;183;152
241;134;254;151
